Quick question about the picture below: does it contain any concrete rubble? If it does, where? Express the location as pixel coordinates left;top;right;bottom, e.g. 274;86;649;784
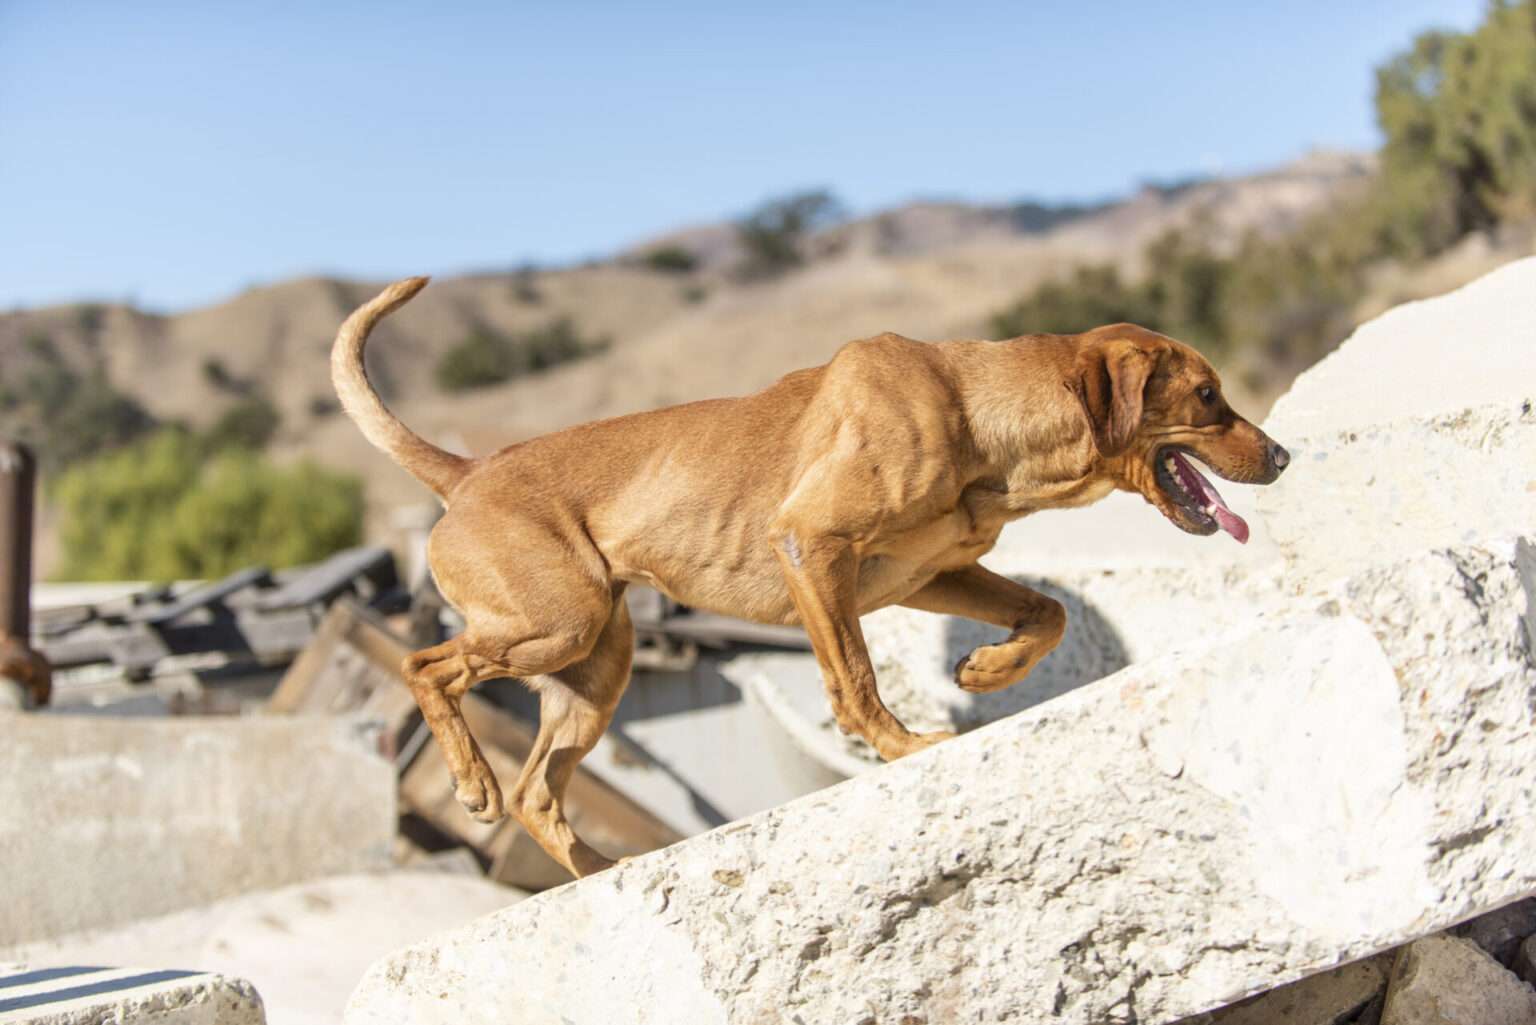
346;532;1536;1024
0;964;264;1025
346;256;1536;1023
1380;935;1536;1025
2;872;525;1025
0;715;395;946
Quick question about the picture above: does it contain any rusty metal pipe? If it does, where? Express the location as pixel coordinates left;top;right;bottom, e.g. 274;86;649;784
0;443;49;706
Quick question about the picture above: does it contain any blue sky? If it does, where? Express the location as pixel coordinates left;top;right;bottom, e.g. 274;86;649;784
1;1;1486;312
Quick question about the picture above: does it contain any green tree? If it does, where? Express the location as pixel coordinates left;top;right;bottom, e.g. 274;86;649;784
52;429;363;581
990;265;1155;338
1373;2;1536;256
435;329;517;391
640;245;699;273
736;189;844;278
435;321;608;392
204;395;282;451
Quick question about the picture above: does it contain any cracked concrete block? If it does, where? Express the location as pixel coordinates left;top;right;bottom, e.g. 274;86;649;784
1255;402;1536;587
1381;935;1536;1025
1257;257;1536;587
1263;256;1536;440
3;872;525;1025
346;537;1536;1025
0;965;263;1024
0;716;395;946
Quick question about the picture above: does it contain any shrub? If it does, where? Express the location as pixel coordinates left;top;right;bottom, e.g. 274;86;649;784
51;429;363;581
204;395;282;451
434;330;517;391
435;320;608;392
640;246;699;273
45;373;159;466
735;189;844;279
511;265;542;304
990;265;1156;338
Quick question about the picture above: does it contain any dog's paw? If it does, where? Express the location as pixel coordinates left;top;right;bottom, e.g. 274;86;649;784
879;729;956;760
954;640;1045;693
454;771;506;823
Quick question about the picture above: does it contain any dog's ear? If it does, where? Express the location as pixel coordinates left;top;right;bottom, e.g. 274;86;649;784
1075;342;1156;457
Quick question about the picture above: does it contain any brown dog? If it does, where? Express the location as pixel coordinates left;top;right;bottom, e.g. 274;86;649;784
333;277;1289;878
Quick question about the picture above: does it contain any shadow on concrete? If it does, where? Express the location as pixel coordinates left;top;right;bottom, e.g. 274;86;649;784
941;575;1131;727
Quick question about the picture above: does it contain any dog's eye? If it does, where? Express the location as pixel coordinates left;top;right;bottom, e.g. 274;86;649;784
1197;385;1216;405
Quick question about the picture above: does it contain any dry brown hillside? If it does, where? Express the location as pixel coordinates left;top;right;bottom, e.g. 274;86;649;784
6;149;1402;554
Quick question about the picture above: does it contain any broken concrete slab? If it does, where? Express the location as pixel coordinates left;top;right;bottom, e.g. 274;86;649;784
1264;255;1536;439
4;872;524;1025
345;536;1536;1025
1381;935;1536;1025
0;715;395;946
1254;257;1536;585
1256;401;1536;587
0;965;263;1024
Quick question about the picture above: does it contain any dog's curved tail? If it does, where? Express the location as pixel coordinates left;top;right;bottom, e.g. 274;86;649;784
331;277;471;498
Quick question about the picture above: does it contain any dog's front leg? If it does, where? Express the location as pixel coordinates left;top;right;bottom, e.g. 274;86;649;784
901;563;1066;693
771;528;955;760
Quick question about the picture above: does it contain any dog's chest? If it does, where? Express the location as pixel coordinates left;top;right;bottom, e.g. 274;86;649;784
856;503;1004;607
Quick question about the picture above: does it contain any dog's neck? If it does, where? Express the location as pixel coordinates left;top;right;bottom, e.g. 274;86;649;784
944;338;1117;516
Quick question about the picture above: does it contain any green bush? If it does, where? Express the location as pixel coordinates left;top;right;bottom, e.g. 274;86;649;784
51;429;363;581
0;332;157;468
640;245;699;273
735;189;844;279
434;320;608;392
1371;4;1536;256
204;395;282;451
990;265;1156;338
434;329;518;391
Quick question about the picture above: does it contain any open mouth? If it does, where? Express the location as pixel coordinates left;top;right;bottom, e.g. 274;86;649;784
1154;447;1250;543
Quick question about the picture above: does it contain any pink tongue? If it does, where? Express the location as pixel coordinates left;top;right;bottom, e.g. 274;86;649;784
1173;452;1250;544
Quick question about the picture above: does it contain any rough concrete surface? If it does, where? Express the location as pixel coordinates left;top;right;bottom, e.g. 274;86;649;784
1381;935;1536;1025
4;872;525;1025
1263;255;1536;439
1256;401;1536;586
1258;256;1536;586
0;965;264;1025
0;715;395;946
345;534;1536;1025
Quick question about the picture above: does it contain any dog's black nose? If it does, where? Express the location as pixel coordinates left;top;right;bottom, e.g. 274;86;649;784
1270;441;1290;474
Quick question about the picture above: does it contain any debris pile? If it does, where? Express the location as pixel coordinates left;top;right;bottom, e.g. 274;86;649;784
345;257;1536;1024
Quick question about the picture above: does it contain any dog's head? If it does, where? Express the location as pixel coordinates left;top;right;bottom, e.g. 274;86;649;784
1071;324;1288;543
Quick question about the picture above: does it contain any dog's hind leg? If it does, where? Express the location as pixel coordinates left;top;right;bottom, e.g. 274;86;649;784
508;596;635;878
402;637;508;821
402;611;611;824
900;563;1066;693
403;510;618;826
